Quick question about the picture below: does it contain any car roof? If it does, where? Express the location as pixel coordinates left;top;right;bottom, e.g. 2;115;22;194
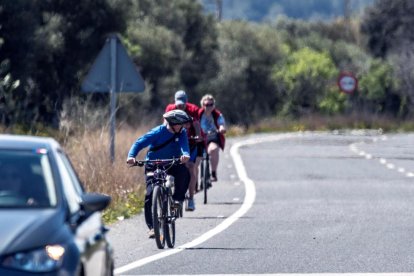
0;134;61;151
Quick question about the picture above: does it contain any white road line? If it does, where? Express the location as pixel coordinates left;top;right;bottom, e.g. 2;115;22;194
365;154;372;159
115;134;297;275
128;272;414;276
350;136;414;179
386;163;395;169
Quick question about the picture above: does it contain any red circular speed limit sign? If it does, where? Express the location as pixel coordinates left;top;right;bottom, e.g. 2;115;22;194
337;71;358;94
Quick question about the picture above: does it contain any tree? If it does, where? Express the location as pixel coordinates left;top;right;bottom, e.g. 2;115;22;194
0;0;132;127
272;47;338;117
131;0;219;100
361;0;414;58
208;21;283;125
0;33;20;125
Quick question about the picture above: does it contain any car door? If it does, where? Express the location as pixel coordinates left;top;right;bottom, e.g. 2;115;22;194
55;150;109;276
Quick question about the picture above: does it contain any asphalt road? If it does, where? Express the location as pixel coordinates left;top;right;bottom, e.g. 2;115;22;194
108;131;414;275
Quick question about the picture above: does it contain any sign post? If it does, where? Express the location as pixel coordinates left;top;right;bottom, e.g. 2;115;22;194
82;34;145;163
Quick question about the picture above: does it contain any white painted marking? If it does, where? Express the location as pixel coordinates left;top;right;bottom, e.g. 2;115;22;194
128;272;414;276
230;174;236;179
234;181;241;186
115;134;298;275
233;197;240;201
386;163;395;169
350;137;412;179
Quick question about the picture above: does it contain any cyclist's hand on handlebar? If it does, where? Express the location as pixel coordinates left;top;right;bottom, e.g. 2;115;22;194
126;157;136;165
180;155;190;163
191;135;204;143
218;125;226;134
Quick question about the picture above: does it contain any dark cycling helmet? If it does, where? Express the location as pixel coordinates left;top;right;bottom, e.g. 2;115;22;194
163;109;192;126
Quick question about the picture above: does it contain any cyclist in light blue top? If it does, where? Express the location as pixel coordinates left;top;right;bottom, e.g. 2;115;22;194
126;110;192;238
199;94;226;182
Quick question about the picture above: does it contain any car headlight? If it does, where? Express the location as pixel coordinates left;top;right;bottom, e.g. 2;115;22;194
2;245;65;272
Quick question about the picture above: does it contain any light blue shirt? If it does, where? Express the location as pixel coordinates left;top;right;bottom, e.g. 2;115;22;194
200;113;225;133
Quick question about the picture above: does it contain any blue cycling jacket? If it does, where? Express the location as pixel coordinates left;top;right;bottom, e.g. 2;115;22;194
128;124;190;160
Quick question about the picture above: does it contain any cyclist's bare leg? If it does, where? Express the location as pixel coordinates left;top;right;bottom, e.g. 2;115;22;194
185;161;196;199
195;156;202;190
208;142;220;179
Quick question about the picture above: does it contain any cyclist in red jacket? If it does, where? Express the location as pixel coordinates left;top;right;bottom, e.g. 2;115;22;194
165;90;202;211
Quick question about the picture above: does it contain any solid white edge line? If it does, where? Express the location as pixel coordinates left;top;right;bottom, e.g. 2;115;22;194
123;272;414;276
114;134;296;275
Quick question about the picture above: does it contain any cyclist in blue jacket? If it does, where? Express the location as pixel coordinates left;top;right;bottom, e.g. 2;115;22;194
126;110;192;238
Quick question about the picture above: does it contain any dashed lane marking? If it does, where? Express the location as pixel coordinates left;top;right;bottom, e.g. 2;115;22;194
349;135;414;178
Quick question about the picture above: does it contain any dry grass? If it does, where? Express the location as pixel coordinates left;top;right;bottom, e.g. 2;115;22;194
64;126;142;196
249;114;414;133
58;96;157;223
62;125;150;222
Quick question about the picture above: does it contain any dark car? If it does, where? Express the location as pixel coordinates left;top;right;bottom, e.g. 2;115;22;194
0;135;114;275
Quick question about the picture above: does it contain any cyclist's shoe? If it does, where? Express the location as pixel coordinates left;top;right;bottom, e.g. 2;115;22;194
186;198;195;211
172;200;183;210
148;229;155;239
210;171;217;182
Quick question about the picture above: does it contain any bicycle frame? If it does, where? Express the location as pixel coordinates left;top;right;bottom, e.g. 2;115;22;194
131;158;180;249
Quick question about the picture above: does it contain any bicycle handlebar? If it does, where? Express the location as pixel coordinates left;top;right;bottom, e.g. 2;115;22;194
129;157;181;167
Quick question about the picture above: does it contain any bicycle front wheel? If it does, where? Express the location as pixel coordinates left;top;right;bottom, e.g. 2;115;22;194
203;157;210;204
152;186;166;249
165;195;176;248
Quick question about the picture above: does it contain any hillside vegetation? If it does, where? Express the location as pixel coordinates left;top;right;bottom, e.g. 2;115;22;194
202;0;374;21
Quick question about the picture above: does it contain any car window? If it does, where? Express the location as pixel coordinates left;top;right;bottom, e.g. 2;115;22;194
57;151;84;194
55;150;83;214
0;149;57;208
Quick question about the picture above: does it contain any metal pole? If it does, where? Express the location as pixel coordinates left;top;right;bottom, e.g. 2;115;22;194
216;0;222;21
109;35;117;163
344;0;350;21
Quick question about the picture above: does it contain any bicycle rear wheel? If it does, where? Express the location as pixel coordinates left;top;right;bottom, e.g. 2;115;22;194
165;195;176;248
152;186;166;249
200;159;205;190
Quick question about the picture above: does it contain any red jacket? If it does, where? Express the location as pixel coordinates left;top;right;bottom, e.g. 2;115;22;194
165;103;201;146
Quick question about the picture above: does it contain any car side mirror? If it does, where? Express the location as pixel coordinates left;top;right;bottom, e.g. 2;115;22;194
80;193;111;213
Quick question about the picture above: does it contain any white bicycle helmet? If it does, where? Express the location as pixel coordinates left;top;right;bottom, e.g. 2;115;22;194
163;110;192;126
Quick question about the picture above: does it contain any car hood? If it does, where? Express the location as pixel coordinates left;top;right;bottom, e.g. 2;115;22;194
0;208;67;255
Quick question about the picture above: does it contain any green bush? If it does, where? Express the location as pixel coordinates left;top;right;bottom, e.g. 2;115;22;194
272;47;338;116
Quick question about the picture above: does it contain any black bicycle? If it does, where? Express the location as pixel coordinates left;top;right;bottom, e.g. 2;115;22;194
199;148;211;204
133;158;181;249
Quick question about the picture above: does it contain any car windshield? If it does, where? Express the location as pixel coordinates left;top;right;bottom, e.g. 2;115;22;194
0;149;57;208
